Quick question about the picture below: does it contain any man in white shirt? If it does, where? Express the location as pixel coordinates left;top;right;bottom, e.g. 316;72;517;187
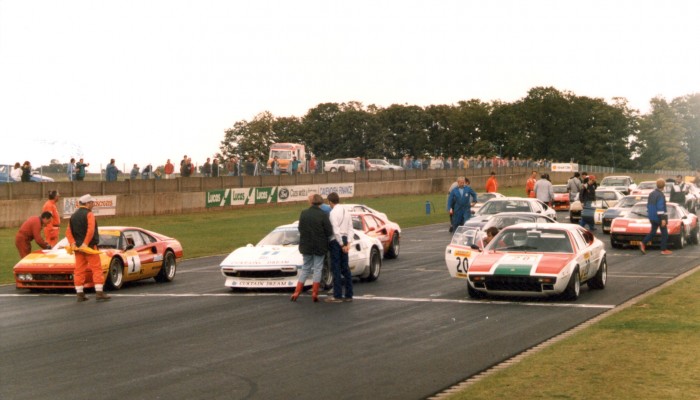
534;173;555;206
325;192;354;303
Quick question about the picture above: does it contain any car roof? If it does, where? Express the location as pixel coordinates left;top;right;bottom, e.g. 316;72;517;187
501;222;580;232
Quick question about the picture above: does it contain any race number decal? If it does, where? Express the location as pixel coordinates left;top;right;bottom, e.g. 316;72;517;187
127;255;142;274
454;257;469;276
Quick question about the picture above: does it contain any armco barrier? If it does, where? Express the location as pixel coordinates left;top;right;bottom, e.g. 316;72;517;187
0;168;662;228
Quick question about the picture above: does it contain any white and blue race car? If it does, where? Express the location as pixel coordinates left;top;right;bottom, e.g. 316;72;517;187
220;222;383;290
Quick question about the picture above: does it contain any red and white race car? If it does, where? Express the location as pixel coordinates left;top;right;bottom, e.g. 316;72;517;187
552;184;571;211
466;223;607;300
609;202;699;249
351;212;401;258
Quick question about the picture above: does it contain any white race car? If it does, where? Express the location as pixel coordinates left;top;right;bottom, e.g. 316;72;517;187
220;222;383;290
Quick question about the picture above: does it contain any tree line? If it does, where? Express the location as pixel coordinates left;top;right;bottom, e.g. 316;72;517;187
220;86;700;171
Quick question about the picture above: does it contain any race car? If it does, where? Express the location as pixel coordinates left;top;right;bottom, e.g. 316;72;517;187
473;197;557;220
445;212;557;280
609;202;699;249
466;223;607;300
14;227;183;290
579;199;611;230
220;222;383;290
601;195;649;233
471;192;506;215
570;189;624;224
351;212;401;258
551;184;571;210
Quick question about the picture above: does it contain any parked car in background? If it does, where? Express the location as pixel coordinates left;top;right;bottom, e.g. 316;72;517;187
552;184;571;210
14;226;183;290
467;223;607;300
0;164;55;183
367;159;403;171
601;194;649;234
610;202;699;249
597;175;636;195
324;159;359;173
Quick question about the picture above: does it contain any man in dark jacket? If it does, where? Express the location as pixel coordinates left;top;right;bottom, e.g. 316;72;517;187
640;179;671;255
291;194;333;302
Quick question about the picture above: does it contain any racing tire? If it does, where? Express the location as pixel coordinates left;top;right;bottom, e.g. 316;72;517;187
675;227;686;249
467;282;485;299
320;255;333;290
588;257;607;290
364;247;382;282
690;226;700;245
106;258;124;290
330;167;338;172
155;251;177;283
610;236;623;249
562;267;580;301
386;233;400;259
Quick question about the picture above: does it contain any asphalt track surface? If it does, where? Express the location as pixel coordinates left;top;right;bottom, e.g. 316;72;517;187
2;210;698;400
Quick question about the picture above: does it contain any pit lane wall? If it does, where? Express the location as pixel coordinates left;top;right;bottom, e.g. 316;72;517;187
0;169;662;228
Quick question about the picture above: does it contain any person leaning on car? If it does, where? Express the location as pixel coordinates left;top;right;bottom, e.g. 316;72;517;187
66;194;111;302
639;179;671;255
291;193;333;303
15;211;53;258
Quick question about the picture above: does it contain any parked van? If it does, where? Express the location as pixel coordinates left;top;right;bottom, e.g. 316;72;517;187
267;143;306;174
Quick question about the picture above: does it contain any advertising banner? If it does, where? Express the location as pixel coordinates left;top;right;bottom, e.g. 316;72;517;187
62;196;117;218
277;185;320;203
550;163;579;172
318;183;354;197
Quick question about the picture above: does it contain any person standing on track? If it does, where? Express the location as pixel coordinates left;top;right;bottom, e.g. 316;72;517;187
639;179;671;255
291;194;333;302
66;194;111;302
325;192;354;303
447;177;478;232
42;190;61;247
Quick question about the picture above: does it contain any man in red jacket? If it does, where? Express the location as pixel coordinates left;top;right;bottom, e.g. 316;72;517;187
15;212;53;258
486;171;498;193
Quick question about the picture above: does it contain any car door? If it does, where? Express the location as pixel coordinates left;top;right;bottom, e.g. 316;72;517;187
347;232;367;273
122;230;161;278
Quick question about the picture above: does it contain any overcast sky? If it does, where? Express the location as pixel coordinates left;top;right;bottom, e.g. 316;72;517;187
1;0;699;171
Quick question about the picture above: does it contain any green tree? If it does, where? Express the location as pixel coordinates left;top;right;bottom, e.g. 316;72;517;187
220;111;277;161
636;97;689;170
671;93;700;169
376;104;429;158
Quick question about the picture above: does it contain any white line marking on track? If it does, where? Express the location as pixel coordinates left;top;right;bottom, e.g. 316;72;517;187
0;293;615;309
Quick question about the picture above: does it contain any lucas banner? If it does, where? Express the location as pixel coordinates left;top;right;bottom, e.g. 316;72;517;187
206;183;354;208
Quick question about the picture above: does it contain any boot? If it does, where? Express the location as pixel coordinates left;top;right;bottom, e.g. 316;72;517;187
312;283;320;303
290;282;304;302
96;291;111;301
76;292;89;302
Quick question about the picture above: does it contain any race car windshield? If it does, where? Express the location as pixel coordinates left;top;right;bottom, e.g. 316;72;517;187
258;229;300;246
601;178;626;186
491;229;573;253
619;196;646;207
450;226;482;246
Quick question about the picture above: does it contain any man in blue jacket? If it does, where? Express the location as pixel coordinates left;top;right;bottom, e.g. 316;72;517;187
447;177;477;232
640;178;671;255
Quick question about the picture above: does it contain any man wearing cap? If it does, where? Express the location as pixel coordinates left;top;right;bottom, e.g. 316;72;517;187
41;190;61;247
66;194;111;302
15;212;53;258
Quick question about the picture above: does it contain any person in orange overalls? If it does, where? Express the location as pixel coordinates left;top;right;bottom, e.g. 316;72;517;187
66;194;111;302
526;170;538;198
15;212;53;258
41;190;61;247
486;171;498;193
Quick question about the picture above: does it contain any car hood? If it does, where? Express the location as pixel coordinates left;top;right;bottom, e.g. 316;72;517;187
469;252;576;275
220;245;302;268
14;248;110;271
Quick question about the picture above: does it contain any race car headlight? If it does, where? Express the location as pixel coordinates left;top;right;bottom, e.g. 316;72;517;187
18;273;33;281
